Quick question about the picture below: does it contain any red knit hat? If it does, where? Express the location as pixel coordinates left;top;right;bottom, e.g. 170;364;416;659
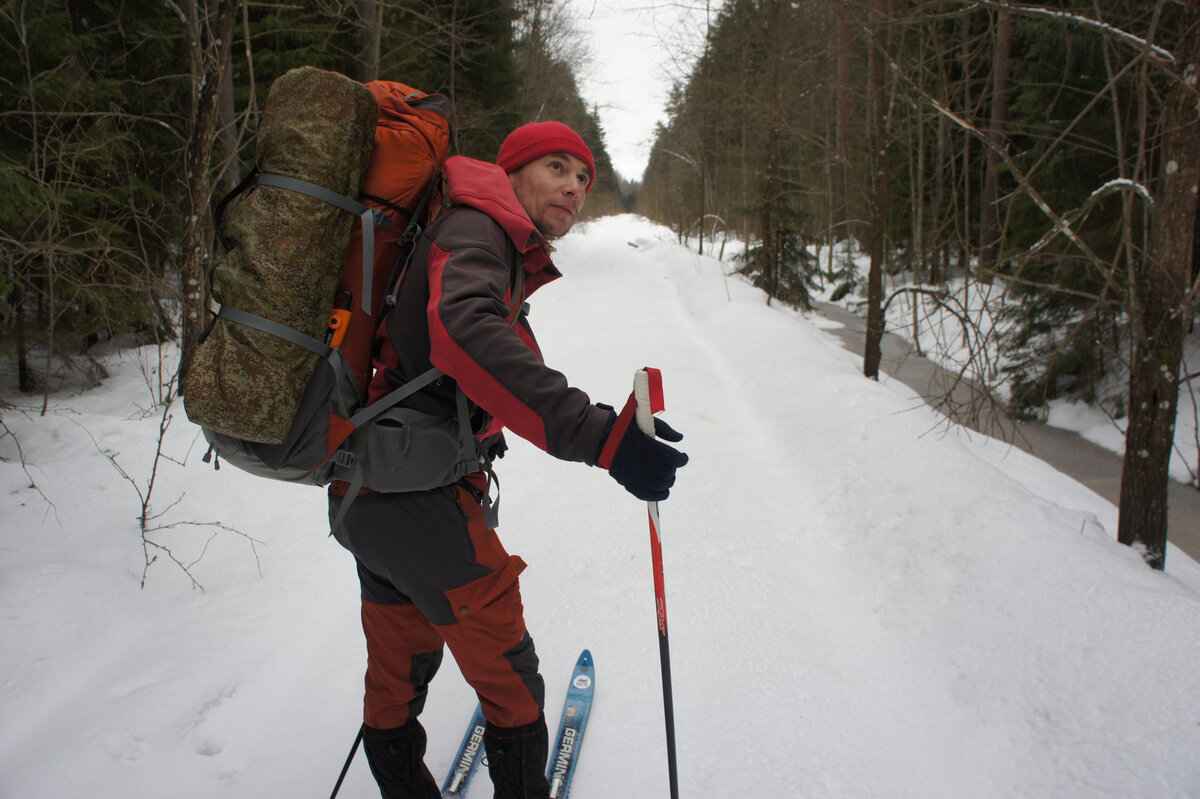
497;121;595;193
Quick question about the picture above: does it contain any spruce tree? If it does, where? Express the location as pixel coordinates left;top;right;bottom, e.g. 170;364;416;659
1;0;183;396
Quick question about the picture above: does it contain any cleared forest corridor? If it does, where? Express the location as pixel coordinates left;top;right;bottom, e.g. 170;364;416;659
815;301;1200;566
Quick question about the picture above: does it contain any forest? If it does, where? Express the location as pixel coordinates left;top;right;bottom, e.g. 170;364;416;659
4;0;1200;569
0;0;619;398
641;0;1200;569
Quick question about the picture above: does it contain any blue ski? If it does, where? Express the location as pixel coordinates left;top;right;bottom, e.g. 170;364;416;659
547;649;595;798
441;703;487;797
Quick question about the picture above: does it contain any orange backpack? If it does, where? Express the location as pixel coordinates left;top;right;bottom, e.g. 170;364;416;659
190;68;479;530
337;80;455;398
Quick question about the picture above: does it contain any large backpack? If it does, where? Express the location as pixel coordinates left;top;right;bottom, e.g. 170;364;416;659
182;66;489;527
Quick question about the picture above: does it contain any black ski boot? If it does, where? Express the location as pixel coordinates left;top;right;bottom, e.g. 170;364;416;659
483;715;550;799
361;718;441;799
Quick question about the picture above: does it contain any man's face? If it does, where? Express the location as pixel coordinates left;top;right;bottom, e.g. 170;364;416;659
508;152;590;239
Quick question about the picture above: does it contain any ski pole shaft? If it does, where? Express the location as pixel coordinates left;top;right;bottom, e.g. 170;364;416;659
329;724;364;799
633;368;681;799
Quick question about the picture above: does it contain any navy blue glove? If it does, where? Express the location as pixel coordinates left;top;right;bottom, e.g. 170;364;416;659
606;416;689;502
485;433;508;461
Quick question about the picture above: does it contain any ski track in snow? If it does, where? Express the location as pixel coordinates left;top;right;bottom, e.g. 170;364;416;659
3;216;1200;798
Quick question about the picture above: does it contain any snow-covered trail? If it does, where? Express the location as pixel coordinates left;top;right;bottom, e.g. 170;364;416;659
3;215;1200;798
527;217;1200;798
514;219;892;796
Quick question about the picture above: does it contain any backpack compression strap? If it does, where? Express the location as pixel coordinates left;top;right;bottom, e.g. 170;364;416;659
213;305;359;420
201;173;392;416
255;173;392;314
215;305;330;357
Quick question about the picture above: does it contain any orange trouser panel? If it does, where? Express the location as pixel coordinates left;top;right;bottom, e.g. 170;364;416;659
360;600;445;729
338;486;543;730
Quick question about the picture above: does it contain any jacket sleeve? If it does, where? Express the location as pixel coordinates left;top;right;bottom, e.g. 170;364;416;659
424;209;611;465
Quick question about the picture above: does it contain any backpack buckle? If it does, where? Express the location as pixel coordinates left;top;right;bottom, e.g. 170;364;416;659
370;209;392;229
332;449;358;468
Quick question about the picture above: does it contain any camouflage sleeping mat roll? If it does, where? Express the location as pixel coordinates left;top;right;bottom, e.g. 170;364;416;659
184;67;378;445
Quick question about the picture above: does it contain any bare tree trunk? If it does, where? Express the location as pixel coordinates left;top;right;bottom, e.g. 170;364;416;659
959;12;973;281
1118;4;1200;571
356;0;381;83
863;0;890;379
213;0;238;194
931;17;949;283
912;24;927;283
978;1;1012;279
217;64;238;193
933;107;947;282
759;0;785;300
14;283;32;393
833;2;853;242
448;0;459;104
177;0;237;389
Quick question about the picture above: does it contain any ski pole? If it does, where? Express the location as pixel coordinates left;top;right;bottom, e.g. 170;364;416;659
329;724;363;799
632;367;681;799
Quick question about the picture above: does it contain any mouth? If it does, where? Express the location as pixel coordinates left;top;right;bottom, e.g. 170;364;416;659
551;203;576;218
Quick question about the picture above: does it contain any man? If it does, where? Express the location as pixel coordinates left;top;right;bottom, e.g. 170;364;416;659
329;120;688;799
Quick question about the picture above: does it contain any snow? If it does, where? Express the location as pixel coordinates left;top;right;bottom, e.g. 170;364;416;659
819;243;1200;488
4;215;1200;798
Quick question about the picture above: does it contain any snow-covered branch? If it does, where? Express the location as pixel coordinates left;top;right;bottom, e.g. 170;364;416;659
886;59;1117;295
971;1;1176;65
1019;178;1156;263
1089;178;1154;206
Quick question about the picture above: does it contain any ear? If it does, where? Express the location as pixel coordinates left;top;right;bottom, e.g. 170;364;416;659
507;164;525;193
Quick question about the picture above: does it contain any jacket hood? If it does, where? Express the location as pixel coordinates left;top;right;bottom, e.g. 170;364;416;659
443;156;560;291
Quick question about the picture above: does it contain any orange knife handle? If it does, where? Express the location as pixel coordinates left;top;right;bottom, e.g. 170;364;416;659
327;309;352;349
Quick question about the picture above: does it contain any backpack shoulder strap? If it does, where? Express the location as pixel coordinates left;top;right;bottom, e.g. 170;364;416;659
330;245;525;534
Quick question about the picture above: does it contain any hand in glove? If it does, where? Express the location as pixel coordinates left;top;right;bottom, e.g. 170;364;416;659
602;415;689;502
485;433;508;461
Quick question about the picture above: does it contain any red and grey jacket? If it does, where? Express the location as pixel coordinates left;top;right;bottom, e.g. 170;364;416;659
368;155;612;466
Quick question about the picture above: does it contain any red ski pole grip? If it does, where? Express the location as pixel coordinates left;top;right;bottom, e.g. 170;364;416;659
597;394;637;471
598;368;666;470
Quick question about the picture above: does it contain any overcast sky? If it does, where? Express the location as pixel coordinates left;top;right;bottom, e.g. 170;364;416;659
566;0;716;182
